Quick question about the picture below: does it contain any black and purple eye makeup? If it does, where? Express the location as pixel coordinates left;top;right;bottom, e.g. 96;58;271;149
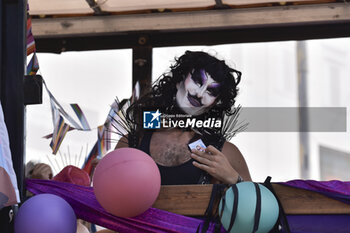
190;69;221;97
199;69;208;84
207;83;220;97
190;69;204;85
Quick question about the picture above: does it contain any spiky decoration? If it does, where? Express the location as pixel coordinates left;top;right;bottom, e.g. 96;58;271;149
108;81;140;148
221;105;248;141
108;98;138;148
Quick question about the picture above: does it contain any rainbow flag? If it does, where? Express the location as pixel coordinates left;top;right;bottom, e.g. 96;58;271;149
26;53;39;76
97;125;106;156
50;116;71;155
26;17;36;56
82;142;98;176
82;101;121;175
70;104;91;130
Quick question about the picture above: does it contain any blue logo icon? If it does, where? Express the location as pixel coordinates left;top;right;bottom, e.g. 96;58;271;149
143;110;161;129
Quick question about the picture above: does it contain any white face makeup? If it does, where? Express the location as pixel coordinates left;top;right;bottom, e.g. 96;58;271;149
176;69;221;116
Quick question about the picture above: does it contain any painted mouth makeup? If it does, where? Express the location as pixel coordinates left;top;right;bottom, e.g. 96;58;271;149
187;93;202;107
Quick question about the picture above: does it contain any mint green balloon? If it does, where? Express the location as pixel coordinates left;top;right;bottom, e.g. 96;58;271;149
219;182;279;233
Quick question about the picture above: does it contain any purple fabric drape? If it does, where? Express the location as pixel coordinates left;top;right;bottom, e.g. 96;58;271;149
26;179;350;233
286;214;350;233
26;179;223;233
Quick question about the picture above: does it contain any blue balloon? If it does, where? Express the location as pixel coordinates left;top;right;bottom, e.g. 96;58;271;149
15;194;77;233
219;182;279;233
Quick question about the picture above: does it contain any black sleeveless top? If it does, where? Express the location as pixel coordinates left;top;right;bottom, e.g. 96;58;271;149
138;130;203;185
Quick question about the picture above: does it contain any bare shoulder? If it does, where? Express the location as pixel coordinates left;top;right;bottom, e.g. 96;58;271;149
222;141;241;159
221;141;252;181
115;135;129;149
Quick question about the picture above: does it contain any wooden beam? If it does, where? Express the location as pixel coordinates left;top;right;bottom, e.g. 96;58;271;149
153;184;350;216
273;184;350;214
34;22;350;53
133;45;152;97
153;185;213;216
32;3;350;39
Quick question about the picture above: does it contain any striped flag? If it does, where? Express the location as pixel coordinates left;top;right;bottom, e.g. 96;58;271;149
26;52;39;76
70;104;91;130
97;125;106;156
50;115;71;155
26;17;36;56
82;142;98;176
82;100;121;175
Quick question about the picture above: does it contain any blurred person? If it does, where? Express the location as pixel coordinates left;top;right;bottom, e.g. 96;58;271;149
25;161;53;180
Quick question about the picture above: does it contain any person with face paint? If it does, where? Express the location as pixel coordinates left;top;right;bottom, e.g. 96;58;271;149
176;69;220;116
116;51;252;185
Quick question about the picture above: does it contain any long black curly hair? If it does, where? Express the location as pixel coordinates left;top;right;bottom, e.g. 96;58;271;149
152;51;241;115
125;50;242;148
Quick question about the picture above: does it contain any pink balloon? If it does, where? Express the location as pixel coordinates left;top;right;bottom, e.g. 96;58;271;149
93;148;161;217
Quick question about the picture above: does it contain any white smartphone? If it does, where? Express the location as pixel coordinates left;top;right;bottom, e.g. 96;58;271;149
188;139;207;152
